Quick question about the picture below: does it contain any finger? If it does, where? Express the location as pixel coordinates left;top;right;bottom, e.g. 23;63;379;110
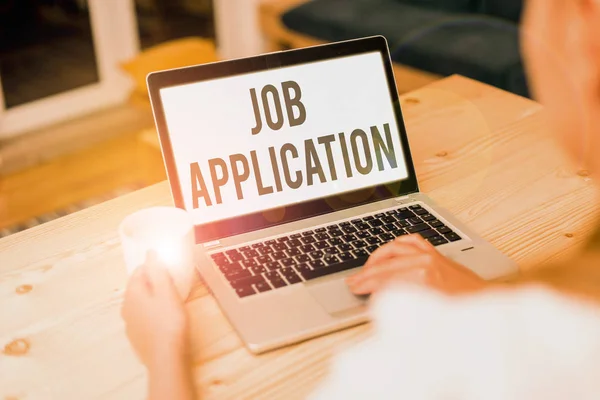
350;266;426;295
364;238;424;267
396;234;435;252
348;254;433;287
143;250;179;298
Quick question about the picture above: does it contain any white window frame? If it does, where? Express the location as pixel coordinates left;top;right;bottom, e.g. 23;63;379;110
0;0;140;139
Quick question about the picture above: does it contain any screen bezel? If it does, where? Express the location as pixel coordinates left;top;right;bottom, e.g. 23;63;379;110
147;36;419;243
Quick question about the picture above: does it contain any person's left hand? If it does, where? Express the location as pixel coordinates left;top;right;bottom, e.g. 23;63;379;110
346;235;486;295
121;252;190;369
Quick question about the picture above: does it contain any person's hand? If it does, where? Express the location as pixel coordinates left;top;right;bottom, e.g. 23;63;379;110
346;235;486;295
121;251;190;370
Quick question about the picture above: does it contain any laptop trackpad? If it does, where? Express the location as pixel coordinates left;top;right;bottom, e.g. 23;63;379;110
306;278;368;315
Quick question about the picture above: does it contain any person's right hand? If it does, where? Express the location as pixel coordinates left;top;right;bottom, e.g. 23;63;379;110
346;235;486;295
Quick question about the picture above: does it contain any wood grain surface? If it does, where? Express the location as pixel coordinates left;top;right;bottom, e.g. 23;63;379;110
1;76;598;400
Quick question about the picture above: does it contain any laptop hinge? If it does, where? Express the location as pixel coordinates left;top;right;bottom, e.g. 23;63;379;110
202;240;222;249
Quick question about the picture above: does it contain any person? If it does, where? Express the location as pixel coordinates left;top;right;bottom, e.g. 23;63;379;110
121;0;600;398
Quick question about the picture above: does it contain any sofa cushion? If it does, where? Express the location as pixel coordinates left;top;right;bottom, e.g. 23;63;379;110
391;17;529;96
480;0;523;22
396;0;479;13
282;0;460;47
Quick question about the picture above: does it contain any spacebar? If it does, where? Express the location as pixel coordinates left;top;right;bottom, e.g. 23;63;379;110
300;256;369;281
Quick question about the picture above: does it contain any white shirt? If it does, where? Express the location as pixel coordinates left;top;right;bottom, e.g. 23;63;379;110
311;286;600;400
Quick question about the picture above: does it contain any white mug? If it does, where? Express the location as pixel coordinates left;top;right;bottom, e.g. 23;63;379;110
119;206;196;300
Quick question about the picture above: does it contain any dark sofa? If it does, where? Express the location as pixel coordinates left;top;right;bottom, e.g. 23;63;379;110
282;0;528;97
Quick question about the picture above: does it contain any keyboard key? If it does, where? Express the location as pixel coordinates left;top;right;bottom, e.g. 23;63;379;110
219;262;243;274
296;254;310;263
338;252;355;262
362;215;374;221
281;268;302;284
242;259;258;268
421;214;436;221
396;211;415;220
366;245;379;254
302;230;314;236
229;253;244;262
238;246;251;252
225;269;252;282
351;218;362;225
391;229;406;237
211;252;226;261
277;236;290;243
342;226;358;234
406;223;429;234
342;234;357;243
383;224;396;232
258;247;274;255
269;276;287;288
409;204;422;210
242;249;259;259
413;208;428;216
429;220;444;228
265;239;277;246
290;233;302;239
329;230;344;237
381;216;396;224
288;239;302;247
300;244;315;253
368;219;384;228
309;259;325;268
272;251;287;260
355;222;370;231
326;224;340;230
408;217;423;225
445;232;461;242
329;237;343;246
250;265;267;275
369;227;384;236
314;241;330;250
352;240;367;248
365;236;382;245
398;207;408;211
375;213;386;218
264;261;281;271
226;249;240;256
339;243;353;252
229;274;263;288
356;231;370;239
296;263;313;274
418;229;439;239
395;220;410;228
315;232;330;241
324;255;340;265
429;237;449;246
300;236;316;244
324;247;340;255
315;227;327;233
380;233;394;242
255;281;272;293
309;250;324;259
272;243;288;251
279;258;296;267
256;255;272;264
298;256;368;281
252;243;265;249
286;248;301;257
437;226;452;234
236;286;256;298
265;271;283;281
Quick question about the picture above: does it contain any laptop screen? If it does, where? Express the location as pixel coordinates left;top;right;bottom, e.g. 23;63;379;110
159;50;409;227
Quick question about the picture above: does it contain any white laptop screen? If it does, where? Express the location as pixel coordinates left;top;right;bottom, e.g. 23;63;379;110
159;51;409;226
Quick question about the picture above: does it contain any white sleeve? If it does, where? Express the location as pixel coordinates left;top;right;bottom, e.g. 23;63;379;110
310;285;600;400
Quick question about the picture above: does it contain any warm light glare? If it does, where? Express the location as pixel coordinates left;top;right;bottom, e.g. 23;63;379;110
154;241;182;267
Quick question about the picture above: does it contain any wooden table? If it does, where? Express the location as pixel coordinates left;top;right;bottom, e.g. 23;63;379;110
1;76;598;400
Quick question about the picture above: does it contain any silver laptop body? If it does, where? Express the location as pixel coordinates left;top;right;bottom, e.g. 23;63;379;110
148;37;518;354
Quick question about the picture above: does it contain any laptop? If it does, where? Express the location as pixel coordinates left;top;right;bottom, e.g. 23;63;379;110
147;36;518;354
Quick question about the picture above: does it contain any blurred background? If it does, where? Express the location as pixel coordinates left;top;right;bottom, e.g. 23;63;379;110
0;0;526;237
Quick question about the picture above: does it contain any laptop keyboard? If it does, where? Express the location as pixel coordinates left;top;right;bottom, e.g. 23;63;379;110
210;204;462;298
